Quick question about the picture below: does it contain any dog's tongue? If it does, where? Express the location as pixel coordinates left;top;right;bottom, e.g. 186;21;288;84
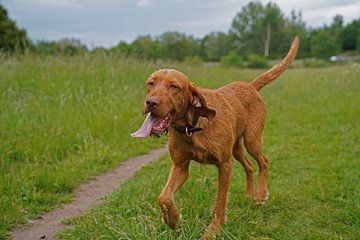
131;113;154;138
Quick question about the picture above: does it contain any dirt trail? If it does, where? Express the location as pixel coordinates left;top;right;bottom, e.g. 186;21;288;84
11;147;168;240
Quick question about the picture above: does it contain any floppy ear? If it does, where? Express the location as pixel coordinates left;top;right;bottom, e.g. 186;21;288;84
189;83;216;121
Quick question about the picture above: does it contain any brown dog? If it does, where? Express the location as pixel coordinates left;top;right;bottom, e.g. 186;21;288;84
131;37;299;238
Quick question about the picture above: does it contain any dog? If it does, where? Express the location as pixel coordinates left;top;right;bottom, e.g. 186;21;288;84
131;37;299;239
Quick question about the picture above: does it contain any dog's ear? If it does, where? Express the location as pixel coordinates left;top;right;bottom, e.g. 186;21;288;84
189;83;216;121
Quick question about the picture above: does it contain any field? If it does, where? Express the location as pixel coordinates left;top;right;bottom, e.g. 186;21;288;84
1;55;359;239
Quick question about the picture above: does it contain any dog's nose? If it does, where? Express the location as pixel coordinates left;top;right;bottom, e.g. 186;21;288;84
146;97;160;109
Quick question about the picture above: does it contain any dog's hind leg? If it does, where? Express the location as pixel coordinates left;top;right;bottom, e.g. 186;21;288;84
233;139;254;198
243;108;269;205
201;160;233;239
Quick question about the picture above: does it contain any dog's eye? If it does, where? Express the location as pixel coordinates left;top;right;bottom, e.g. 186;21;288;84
147;81;155;87
170;84;178;89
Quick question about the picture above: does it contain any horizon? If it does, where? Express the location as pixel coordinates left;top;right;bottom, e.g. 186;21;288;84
2;0;360;48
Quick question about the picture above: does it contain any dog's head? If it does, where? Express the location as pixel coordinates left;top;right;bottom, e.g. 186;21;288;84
131;69;216;138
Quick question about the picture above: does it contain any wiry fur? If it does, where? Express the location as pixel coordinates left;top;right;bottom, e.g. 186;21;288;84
141;37;299;239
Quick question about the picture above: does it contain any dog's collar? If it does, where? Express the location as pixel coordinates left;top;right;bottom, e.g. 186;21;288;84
172;107;203;136
172;125;203;136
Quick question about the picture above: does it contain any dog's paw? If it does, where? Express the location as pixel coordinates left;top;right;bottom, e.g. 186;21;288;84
256;191;269;205
200;223;221;240
160;204;179;229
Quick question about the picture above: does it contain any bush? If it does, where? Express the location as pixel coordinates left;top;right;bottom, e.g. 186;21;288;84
220;51;244;68
183;55;203;65
303;58;330;68
246;54;269;68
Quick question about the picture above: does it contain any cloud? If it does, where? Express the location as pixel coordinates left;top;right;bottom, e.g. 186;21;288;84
12;0;83;8
137;0;151;7
2;0;360;47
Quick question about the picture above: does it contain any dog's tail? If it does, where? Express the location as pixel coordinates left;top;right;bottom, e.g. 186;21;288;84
250;36;299;91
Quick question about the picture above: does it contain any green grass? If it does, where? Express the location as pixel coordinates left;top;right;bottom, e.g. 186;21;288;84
1;55;359;239
0;54;170;239
55;65;360;239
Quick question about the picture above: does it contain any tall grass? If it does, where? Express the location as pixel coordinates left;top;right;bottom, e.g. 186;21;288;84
57;65;359;239
0;54;274;238
1;54;359;239
0;54;169;238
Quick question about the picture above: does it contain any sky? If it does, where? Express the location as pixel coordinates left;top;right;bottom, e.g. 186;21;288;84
2;0;360;48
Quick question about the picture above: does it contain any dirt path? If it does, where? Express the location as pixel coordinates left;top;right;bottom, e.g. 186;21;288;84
11;147;168;240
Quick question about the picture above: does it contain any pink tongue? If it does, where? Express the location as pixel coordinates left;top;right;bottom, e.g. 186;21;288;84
131;113;154;138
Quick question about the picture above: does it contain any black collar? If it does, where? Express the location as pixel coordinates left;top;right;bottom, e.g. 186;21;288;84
172;107;203;136
172;124;203;136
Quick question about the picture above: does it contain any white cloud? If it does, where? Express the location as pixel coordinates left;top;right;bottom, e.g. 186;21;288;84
20;0;82;8
3;0;360;47
137;0;151;7
256;0;360;27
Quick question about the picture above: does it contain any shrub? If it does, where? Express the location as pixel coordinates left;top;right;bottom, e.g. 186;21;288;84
183;55;203;65
220;51;244;68
303;58;330;68
246;54;269;68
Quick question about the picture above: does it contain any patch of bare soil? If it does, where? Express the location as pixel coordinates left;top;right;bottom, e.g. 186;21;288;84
11;147;168;240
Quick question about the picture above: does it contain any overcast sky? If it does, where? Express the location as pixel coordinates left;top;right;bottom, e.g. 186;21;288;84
2;0;360;48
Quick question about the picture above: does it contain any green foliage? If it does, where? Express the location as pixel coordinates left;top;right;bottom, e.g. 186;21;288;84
303;58;330;68
220;51;244;68
159;31;200;61
231;2;265;55
330;15;344;48
246;54;269;68
0;4;30;53
202;32;232;61
34;38;88;56
0;55;166;239
183;55;203;65
281;10;309;58
230;2;287;57
110;41;131;57
342;19;360;51
310;30;341;59
58;65;360;240
129;35;163;59
109;32;200;61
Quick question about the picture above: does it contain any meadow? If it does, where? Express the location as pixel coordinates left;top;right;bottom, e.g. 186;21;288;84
0;54;168;239
1;55;359;239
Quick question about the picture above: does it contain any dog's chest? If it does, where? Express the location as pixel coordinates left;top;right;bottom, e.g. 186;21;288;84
186;139;221;165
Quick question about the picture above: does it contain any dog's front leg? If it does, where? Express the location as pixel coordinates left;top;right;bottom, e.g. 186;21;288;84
201;161;233;239
158;161;189;229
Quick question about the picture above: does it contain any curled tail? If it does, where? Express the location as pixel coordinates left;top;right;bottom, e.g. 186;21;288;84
250;36;299;91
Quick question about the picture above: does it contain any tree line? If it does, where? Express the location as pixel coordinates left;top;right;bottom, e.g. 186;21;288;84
1;2;360;63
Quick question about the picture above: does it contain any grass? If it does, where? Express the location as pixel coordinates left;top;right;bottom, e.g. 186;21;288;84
1;54;359;239
0;54;170;239
57;65;360;239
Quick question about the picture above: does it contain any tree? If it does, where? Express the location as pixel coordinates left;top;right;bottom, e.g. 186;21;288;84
262;2;285;56
0;3;30;53
342;19;360;51
34;38;87;55
310;29;340;58
282;9;309;58
110;41;131;56
330;15;344;48
230;1;264;56
130;35;162;59
230;2;285;57
202;31;232;61
158;31;200;60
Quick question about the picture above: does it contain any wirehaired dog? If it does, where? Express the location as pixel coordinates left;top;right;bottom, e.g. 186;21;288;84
132;37;299;238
